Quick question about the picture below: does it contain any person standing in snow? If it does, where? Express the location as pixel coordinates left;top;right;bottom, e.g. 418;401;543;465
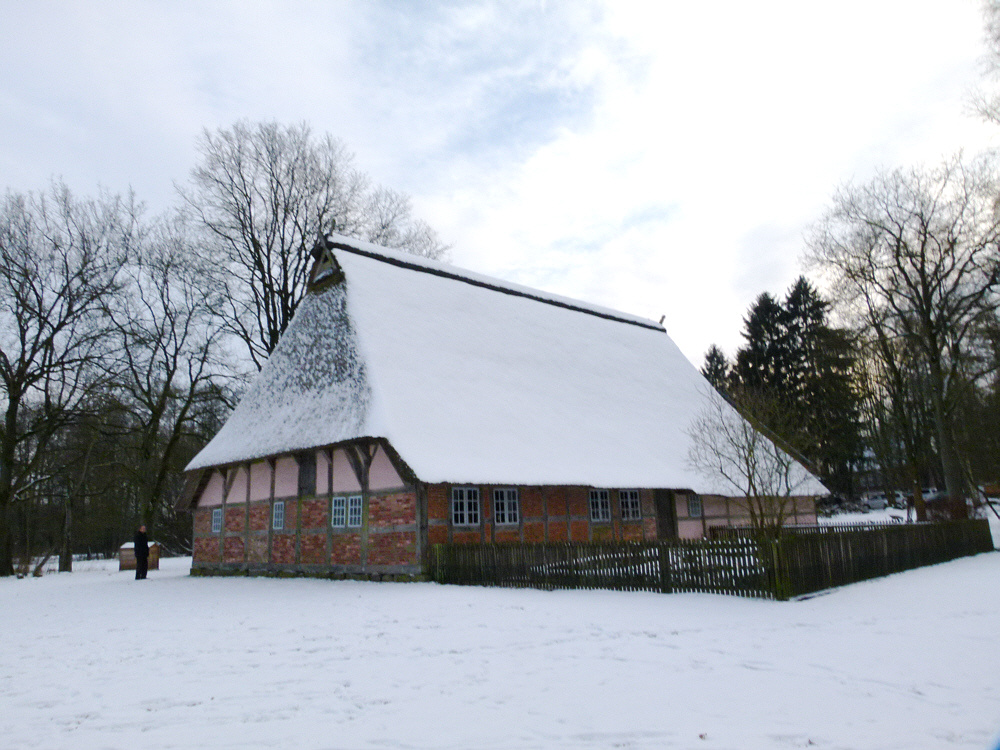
134;525;149;580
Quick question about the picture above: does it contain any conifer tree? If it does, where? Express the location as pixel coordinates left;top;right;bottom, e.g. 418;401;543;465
701;344;730;394
728;278;861;495
731;293;788;393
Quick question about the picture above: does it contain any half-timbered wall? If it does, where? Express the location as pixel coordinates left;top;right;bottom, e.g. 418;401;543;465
191;446;819;577
332;450;361;493
199;471;225;506
191;441;419;578
674;494;818;539
426;484;661;546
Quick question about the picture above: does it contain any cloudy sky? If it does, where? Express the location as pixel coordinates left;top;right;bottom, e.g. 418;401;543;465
1;0;996;363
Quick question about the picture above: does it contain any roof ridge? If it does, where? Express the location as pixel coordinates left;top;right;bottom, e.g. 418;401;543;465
323;235;666;333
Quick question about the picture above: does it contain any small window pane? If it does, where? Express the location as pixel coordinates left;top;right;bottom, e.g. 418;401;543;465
347;495;363;528
331;497;346;528
211;508;222;533
620;490;641;521
589;490;611;522
272;500;285;530
452;487;480;526
687;495;703;518
493;488;519;525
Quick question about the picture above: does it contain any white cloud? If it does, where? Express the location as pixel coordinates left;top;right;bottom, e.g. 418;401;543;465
417;0;997;361
0;0;995;366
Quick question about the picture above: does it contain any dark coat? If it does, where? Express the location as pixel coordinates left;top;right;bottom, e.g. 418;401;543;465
134;530;149;559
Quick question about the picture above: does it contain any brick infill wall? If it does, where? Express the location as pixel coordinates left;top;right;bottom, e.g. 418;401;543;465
191;488;423;580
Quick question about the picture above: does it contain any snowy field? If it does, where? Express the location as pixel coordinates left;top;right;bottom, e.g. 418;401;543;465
3;549;1000;750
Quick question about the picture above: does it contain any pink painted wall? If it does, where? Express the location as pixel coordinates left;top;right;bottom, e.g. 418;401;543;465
274;456;298;499
199;470;225;507
673;493;819;538
677;519;704;540
674;495;694;520
316;450;330;495
702;496;728;518
726;500;752;518
332;449;361;493
249;461;271;502
369;447;402;491
226;466;248;504
793;497;818;525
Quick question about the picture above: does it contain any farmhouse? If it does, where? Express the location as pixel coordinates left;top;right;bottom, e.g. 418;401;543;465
181;235;822;578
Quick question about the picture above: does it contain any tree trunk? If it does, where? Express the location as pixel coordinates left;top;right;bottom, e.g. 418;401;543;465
0;497;13;577
59;495;73;572
927;357;968;519
0;403;19;577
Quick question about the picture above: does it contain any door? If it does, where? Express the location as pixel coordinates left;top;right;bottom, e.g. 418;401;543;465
654;489;677;540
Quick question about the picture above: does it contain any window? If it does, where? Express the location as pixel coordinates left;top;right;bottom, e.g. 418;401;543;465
493;488;519;525
211;508;222;533
589;489;611;522
272;500;285;530
451;487;481;526
687;495;703;518
347;495;363;528
331;497;346;528
620;490;641;521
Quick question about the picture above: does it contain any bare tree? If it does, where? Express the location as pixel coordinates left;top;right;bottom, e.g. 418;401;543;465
0;183;134;576
806;155;1000;518
974;0;1000;125
108;213;231;532
854;333;936;520
179;120;449;370
687;388;816;538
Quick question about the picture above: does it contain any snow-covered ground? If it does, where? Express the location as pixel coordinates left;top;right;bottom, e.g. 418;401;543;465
3;553;999;750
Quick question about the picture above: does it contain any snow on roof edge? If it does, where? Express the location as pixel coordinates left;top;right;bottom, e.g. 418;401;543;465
323;233;665;332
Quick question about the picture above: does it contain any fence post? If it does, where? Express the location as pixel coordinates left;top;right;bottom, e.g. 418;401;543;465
658;542;673;594
767;537;791;601
430;544;441;583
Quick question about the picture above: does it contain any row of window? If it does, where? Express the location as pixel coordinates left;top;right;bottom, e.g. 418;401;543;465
589;489;642;522
209;496;365;533
209;487;657;533
451;488;519;526
450;488;643;527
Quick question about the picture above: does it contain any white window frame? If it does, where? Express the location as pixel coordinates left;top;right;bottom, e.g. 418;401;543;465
687;495;703;518
492;488;519;525
272;500;285;530
211;507;222;533
451;487;481;526
620;489;641;521
331;496;347;528
589;489;611;522
347;495;363;528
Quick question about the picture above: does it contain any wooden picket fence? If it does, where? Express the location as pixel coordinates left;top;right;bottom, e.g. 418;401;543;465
431;519;993;600
762;519;994;599
709;521;908;539
432;538;771;597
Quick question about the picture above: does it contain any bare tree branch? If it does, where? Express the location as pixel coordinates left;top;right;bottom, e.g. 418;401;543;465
178;120;449;370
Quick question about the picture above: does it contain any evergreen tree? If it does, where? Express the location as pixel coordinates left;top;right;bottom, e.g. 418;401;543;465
731;292;788;393
782;278;861;493
701;344;730;394
729;278;862;495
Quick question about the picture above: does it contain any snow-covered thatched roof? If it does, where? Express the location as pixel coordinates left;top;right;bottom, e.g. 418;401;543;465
186;235;824;493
